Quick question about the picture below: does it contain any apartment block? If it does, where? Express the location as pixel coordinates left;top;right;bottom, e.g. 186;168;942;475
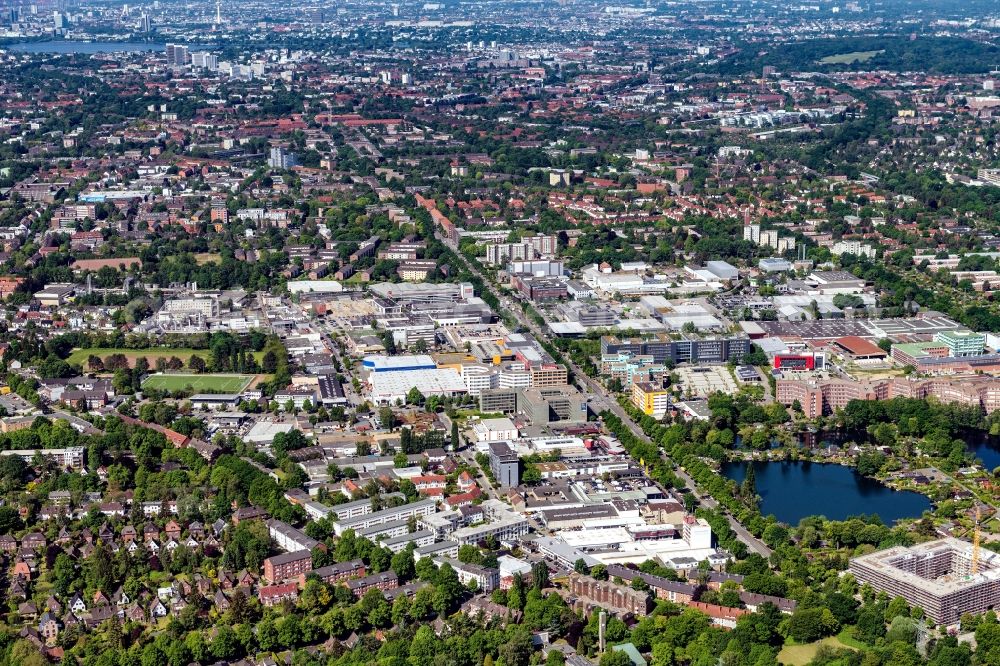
333;498;438;536
263;549;313;583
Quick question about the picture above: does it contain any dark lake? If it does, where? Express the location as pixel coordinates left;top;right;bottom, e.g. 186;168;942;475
721;460;932;526
965;432;1000;470
8;41;166;53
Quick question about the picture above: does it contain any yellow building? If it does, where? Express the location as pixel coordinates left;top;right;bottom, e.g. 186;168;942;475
632;381;669;416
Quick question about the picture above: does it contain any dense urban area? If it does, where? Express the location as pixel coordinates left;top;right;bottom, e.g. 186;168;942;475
5;0;1000;665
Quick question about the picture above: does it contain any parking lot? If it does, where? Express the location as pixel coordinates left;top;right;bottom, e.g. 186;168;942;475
675;365;739;396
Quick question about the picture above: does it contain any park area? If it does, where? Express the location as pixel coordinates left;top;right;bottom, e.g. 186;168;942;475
141;373;255;393
776;631;862;665
818;50;882;64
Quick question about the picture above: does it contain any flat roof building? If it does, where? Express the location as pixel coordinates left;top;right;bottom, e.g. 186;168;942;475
488;441;520;488
832;336;887;361
363;355;437;372
850;538;1000;625
519;385;588;424
368;368;467;404
333;498;438;537
935;330;986;357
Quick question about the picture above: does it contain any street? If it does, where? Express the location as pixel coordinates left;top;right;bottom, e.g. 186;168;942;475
445;234;774;558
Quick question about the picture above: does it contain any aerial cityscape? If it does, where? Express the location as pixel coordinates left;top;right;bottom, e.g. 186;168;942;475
3;0;1000;665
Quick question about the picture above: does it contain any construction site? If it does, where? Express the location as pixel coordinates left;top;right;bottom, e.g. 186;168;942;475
849;536;1000;625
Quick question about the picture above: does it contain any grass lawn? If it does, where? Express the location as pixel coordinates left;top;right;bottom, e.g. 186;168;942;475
194;253;222;265
778;634;859;666
819;50;883;64
835;627;868;650
141;373;255;393
67;348;265;370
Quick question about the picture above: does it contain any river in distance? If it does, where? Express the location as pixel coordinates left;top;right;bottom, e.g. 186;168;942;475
7;41;166;53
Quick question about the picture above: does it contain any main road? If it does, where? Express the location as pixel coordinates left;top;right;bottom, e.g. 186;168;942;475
442;234;773;558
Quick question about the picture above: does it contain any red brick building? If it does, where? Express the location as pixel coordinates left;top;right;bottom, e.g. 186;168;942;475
263;550;312;584
302;559;366;587
259;583;299;607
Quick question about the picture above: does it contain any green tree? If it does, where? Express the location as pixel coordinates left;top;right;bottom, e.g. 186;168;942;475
406;387;425;405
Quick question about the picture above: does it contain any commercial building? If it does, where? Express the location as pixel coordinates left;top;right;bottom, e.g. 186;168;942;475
601;335;751;366
461;365;496;396
542;515;717;567
363;355;437;372
519;385;588;424
831;336;888;362
772;353;825;372
759;258;793;273
705;261;739;281
480;387;518;414
503;333;569;387
934;330;986;357
472;417;519;443
512;276;568;302
368;368;467;404
891;344;1000;374
745;315;967;342
632;382;669;417
849;538;1000;625
488;442;520;487
273;387;317;410
530;364;570;387
369;282;474;304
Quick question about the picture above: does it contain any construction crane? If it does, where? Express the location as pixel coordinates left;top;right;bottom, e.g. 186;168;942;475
972;506;982;576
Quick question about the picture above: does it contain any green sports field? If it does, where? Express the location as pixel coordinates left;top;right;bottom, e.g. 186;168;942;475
141;373;255;393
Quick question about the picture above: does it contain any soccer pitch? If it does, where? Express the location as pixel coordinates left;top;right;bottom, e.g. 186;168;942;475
141;373;255;394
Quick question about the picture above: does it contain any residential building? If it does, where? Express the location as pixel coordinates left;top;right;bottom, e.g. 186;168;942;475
263;550;313;583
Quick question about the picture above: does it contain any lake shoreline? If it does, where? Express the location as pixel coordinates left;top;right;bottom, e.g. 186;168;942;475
721;458;933;526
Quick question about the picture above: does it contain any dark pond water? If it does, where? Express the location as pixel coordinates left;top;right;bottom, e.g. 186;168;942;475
721;460;932;525
965;432;1000;470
